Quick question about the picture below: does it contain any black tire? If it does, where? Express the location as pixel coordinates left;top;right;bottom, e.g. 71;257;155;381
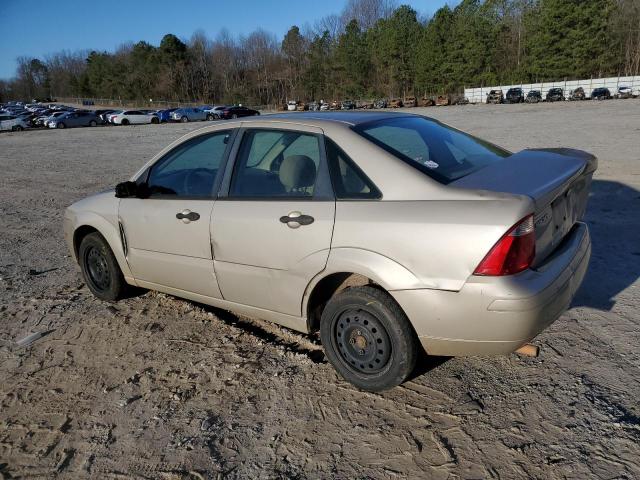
320;285;418;392
231;113;238;119
14;125;24;131
181;116;188;123
151;116;159;124
57;122;66;129
89;120;97;127
121;118;130;126
206;114;214;121
79;232;126;302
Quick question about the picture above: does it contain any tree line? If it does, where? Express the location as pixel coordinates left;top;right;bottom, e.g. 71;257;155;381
1;0;639;106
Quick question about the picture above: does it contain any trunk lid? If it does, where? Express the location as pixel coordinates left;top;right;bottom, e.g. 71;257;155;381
451;148;597;265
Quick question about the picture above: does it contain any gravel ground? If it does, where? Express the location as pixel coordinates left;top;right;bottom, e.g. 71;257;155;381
1;100;639;479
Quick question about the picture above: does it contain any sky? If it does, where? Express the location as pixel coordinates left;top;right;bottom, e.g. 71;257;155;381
0;0;454;79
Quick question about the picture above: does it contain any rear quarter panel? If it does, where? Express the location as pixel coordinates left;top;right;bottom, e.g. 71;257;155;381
331;199;532;292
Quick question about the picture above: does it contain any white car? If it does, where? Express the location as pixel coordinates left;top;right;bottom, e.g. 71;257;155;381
203;105;227;119
0;114;29;131
111;110;160;125
287;100;298;111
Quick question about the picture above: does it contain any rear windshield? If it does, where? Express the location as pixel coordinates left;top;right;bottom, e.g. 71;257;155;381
353;116;510;184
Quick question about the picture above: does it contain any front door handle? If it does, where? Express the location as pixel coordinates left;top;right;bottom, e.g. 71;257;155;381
280;211;314;229
176;209;200;223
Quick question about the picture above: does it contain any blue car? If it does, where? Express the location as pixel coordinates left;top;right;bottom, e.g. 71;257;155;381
156;108;178;123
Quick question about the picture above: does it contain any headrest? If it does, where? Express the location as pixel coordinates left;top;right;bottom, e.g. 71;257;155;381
279;155;316;191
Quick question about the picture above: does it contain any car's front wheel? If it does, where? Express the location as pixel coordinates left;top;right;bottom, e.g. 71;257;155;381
79;232;126;302
57;122;66;129
121;119;130;125
320;285;418;392
89;120;97;127
206;114;214;121
181;116;188;123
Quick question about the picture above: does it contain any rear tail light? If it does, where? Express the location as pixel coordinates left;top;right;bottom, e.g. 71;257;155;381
473;214;535;276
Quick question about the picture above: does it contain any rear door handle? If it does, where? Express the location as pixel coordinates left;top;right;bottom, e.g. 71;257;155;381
280;211;314;228
176;210;200;223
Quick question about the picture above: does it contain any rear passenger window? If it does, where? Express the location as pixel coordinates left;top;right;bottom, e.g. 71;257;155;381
325;138;381;199
230;129;320;198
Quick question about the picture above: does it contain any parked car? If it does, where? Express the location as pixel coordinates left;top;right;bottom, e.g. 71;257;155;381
203;106;227;119
307;101;320;111
616;86;633;99
0;114;29;131
64;111;596;391
112;110;160;125
374;99;387;109
218;106;260;119
341;100;356;110
296;102;309;111
106;110;124;124
505;88;525;103
403;96;417;107
156;108;178;123
591;87;612;100
170;107;206;122
48;111;100;129
568;87;586;101
388;98;403;108
435;95;450;106
93;109;117;124
43;111;69;127
287;101;298;111
419;97;434;107
545;87;564;102
525;90;542;103
319;102;330;111
486;90;503;104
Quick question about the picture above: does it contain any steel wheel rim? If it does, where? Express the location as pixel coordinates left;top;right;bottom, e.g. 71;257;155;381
332;308;391;374
85;246;110;291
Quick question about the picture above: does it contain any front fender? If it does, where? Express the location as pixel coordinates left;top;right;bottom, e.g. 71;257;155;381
65;206;134;281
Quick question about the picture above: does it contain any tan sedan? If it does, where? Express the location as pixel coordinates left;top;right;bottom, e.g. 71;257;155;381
63;112;595;391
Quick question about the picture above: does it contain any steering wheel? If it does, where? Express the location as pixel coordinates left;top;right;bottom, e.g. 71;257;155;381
183;168;214;196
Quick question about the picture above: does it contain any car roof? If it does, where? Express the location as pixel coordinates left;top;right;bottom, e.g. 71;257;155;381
264;111;419;126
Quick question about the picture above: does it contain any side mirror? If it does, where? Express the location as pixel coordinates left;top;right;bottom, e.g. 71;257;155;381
115;181;138;198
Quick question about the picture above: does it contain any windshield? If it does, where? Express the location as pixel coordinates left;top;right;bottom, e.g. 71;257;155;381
353;116;510;184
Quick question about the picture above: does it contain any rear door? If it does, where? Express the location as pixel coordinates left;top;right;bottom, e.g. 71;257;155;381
119;129;235;297
211;125;335;316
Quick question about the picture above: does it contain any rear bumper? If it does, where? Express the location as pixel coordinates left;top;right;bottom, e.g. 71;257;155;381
391;222;591;356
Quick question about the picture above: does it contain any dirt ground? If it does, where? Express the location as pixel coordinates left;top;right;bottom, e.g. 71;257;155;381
1;100;639;479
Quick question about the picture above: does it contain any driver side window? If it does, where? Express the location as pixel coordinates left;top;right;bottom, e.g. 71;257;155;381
146;130;231;197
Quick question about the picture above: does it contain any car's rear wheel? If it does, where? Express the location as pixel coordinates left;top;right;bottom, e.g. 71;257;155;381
79;232;125;302
57;122;66;129
320;286;418;392
121;119;130;125
181;116;188;123
89;120;97;127
14;125;24;131
206;114;214;121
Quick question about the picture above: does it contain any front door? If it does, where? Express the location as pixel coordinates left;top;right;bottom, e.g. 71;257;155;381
212;126;335;316
119;129;233;297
